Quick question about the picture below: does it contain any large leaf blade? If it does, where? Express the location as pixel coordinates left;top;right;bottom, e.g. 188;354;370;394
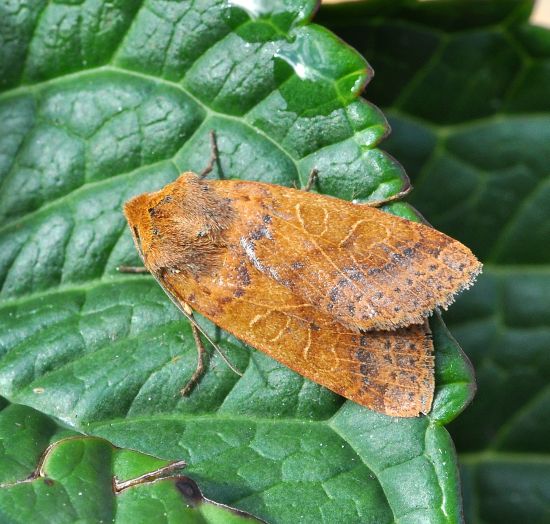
0;1;474;521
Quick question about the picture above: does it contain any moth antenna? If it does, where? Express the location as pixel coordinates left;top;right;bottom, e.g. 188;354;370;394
153;275;243;378
358;185;413;208
118;261;242;382
118;265;149;274
211;340;244;376
303;168;319;192
180;308;243;377
180;319;207;396
199;130;221;179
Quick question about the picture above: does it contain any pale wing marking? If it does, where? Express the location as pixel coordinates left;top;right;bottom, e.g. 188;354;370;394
270;316;292;343
249;313;270;327
339;219;369;247
302;327;312;360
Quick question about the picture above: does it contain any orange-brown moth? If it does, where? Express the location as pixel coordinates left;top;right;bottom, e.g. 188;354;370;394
123;152;481;417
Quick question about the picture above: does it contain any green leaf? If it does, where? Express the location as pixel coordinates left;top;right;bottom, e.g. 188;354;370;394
320;0;550;522
0;401;265;523
0;1;474;522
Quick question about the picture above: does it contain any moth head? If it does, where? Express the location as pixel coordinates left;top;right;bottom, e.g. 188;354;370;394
123;173;232;276
124;192;156;262
123;177;188;269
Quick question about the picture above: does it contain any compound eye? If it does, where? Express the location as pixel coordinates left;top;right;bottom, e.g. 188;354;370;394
132;226;144;255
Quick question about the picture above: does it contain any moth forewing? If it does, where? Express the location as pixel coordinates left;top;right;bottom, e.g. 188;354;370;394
215;182;482;332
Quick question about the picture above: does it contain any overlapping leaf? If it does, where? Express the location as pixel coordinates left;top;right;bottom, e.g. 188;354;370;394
0;402;265;523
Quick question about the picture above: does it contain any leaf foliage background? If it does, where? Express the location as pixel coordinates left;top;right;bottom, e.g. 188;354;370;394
2;0;542;522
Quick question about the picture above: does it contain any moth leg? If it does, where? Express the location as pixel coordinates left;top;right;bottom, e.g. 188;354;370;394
303;168;319;192
117;265;149;274
199;130;221;179
359;186;412;207
180;317;208;396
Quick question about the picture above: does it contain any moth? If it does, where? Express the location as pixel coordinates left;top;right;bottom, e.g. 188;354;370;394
123;139;481;417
